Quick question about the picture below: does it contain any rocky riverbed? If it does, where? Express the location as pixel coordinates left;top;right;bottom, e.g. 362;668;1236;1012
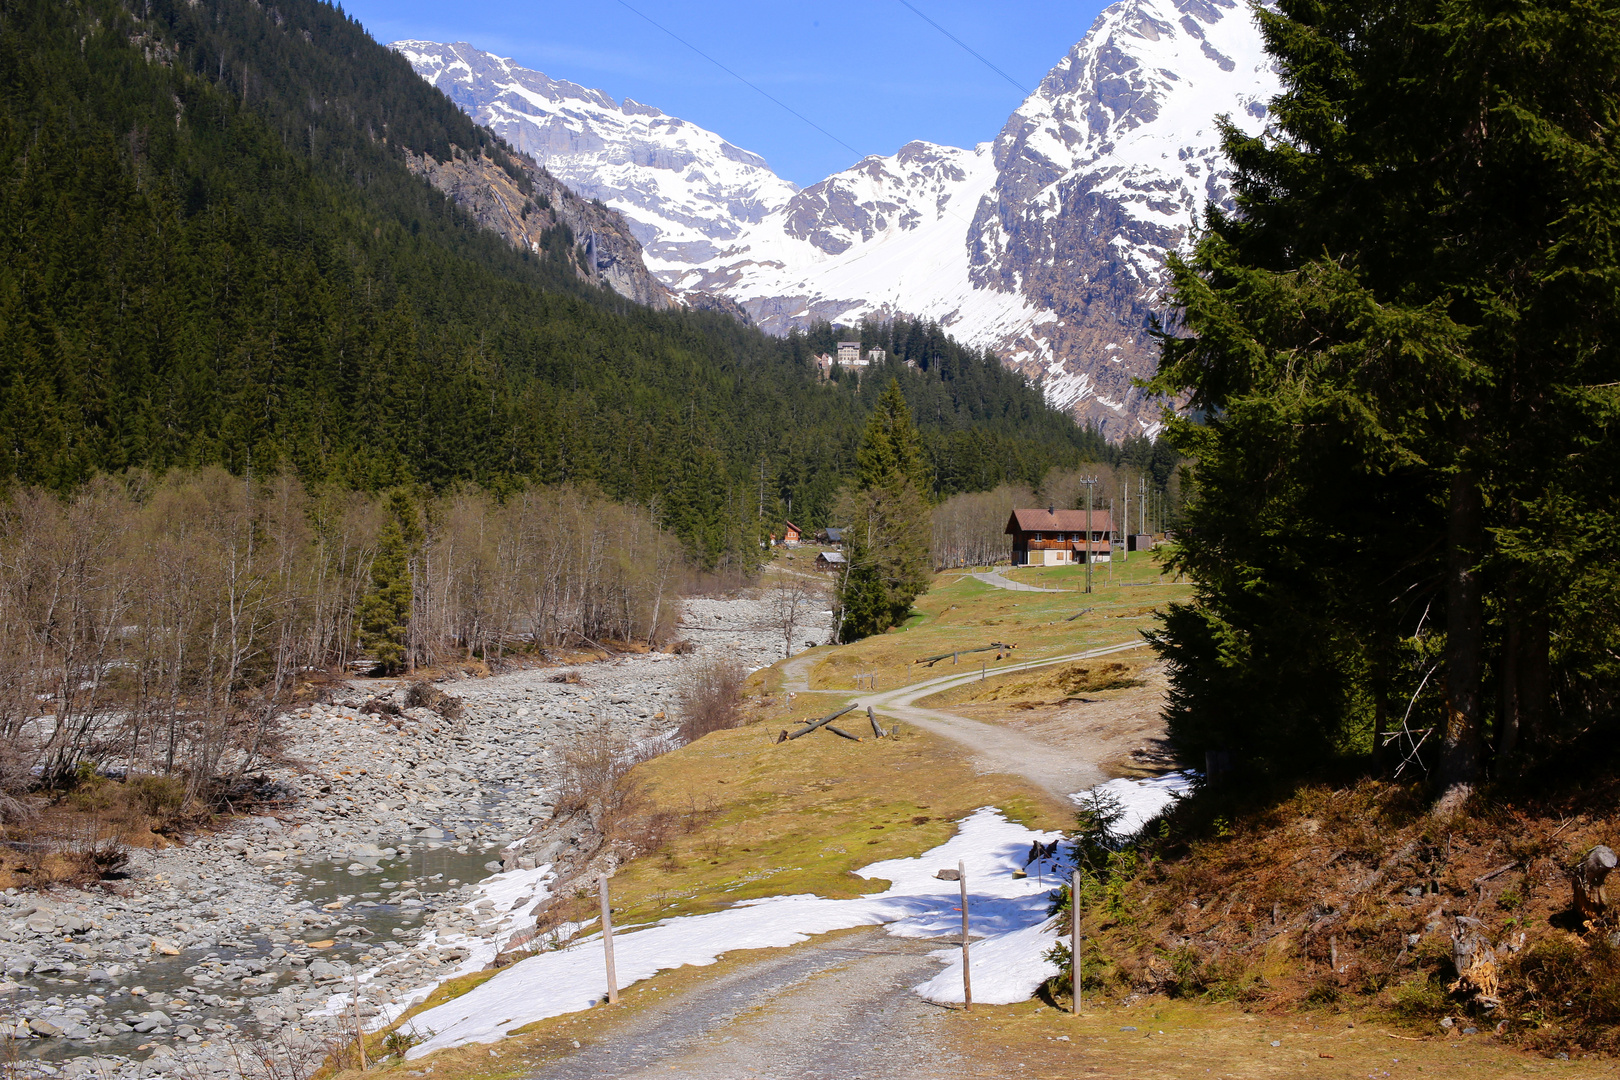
0;593;831;1080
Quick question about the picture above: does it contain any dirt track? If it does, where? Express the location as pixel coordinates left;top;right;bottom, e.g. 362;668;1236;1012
856;641;1150;798
526;929;958;1080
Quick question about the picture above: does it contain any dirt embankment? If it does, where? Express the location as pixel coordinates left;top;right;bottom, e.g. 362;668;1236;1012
1076;776;1620;1057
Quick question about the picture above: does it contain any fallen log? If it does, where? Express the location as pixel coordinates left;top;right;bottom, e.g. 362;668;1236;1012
1064;608;1096;622
918;643;1014;666
786;703;858;741
825;724;861;742
868;706;883;739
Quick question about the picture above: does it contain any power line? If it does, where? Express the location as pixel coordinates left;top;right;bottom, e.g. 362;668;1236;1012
613;0;861;158
893;0;1033;97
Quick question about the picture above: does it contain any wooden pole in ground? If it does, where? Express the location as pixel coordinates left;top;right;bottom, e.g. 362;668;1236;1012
599;875;619;1004
868;706;883;738
960;859;972;1010
350;974;369;1070
1071;868;1082;1015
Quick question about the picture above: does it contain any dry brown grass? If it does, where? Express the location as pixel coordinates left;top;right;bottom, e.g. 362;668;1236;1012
533;694;1072;934
919;657;1150;708
1067;776;1620;1056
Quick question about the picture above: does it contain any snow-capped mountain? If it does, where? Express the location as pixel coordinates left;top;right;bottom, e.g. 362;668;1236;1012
965;0;1277;432
390;41;800;275
392;0;1278;437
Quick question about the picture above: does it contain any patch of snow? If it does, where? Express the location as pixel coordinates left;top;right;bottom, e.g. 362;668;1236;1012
313;863;555;1025
405;808;1061;1055
915;915;1063;1005
1071;770;1196;838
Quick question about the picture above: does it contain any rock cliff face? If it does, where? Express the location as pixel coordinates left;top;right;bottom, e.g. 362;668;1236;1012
964;0;1276;435
404;146;674;310
392;41;799;276
393;0;1278;438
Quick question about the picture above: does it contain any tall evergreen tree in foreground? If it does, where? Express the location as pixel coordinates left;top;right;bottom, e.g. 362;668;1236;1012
836;382;933;641
1150;0;1620;788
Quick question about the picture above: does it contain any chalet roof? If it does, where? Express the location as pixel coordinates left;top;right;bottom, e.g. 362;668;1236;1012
836;340;862;349
824;527;844;541
817;551;846;564
1006;508;1115;535
783;520;800;532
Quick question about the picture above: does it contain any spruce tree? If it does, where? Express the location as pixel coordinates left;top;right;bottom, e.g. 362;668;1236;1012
357;490;423;673
836;381;933;640
1150;0;1620;786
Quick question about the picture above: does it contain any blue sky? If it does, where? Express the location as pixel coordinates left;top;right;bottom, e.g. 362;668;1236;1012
340;1;1113;187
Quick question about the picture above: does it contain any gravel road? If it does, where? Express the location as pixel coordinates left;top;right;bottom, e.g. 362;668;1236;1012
859;640;1150;798
529;929;961;1080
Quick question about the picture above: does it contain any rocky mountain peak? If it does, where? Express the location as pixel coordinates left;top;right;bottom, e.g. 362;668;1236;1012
393;0;1279;439
391;40;799;275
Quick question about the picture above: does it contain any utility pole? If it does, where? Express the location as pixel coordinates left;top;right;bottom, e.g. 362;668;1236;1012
1080;475;1098;594
1121;476;1129;563
599;876;619;1004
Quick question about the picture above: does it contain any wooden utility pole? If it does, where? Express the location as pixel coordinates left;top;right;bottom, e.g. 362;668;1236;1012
1080;476;1099;594
959;859;972;1010
1071;868;1082;1015
599;875;619;1004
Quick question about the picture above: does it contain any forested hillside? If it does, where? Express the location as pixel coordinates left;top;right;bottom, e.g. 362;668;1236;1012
0;0;1107;567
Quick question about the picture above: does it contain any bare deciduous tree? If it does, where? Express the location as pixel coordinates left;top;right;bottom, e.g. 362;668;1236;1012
767;570;824;657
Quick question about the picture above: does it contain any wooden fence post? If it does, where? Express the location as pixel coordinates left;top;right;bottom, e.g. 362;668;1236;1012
600;875;619;1004
350;973;369;1070
1071;868;1082;1015
960;859;972;1010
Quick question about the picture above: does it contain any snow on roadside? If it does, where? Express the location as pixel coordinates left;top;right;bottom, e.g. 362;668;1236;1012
405;808;1061;1056
402;773;1197;1055
1072;770;1196;837
914;916;1063;1005
917;771;1197;1006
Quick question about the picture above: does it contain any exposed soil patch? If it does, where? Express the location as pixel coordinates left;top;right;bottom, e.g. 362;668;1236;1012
918;658;1174;776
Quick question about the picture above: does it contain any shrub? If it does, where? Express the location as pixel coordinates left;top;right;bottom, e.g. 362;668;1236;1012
404;681;464;720
676;657;745;744
1390;975;1449;1018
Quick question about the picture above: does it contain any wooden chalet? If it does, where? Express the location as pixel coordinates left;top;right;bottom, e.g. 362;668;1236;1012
782;521;803;546
1005;507;1114;566
815;551;847;571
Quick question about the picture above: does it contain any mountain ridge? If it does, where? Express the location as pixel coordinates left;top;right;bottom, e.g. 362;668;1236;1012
394;0;1278;439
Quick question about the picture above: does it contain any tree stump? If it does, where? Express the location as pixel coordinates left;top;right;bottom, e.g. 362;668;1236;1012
1572;845;1617;920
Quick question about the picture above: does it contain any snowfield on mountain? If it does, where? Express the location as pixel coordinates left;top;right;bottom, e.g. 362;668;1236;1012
394;0;1278;438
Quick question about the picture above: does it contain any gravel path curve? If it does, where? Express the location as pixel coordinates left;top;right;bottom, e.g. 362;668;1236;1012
528;929;957;1080
857;640;1150;798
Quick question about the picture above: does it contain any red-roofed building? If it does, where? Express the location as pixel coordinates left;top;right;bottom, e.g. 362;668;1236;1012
1005;507;1114;566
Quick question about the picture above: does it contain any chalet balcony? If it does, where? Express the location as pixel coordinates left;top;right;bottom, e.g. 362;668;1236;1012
1021;538;1111;551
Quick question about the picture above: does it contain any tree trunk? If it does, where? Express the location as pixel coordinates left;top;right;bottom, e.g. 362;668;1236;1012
1519;608;1550;749
1572;846;1616;921
1498;582;1521;763
1372;678;1389;772
1438;465;1485;792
